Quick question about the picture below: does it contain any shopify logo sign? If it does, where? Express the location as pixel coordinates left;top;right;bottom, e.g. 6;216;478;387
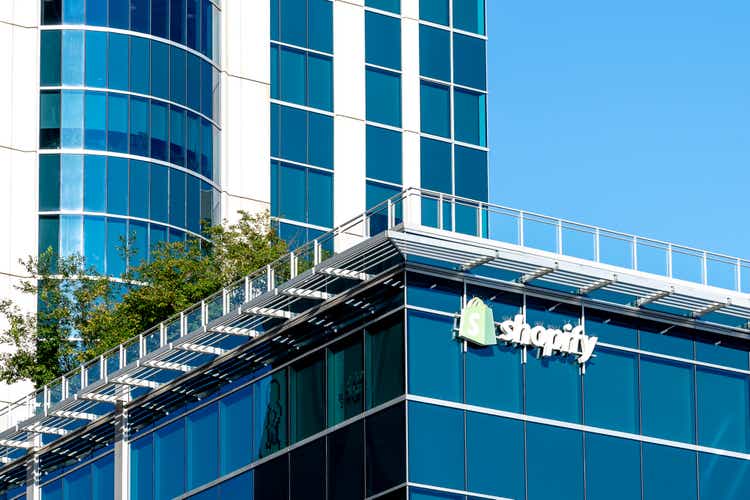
458;299;598;364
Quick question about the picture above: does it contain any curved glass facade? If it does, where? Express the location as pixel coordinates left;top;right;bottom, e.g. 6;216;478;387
38;0;220;274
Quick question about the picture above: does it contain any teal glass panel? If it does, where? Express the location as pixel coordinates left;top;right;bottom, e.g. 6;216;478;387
170;107;186;166
280;0;306;47
466;412;525;499
453;33;486;90
308;0;333;53
453;0;485;35
699;453;750;500
253;370;288;459
420;81;450;137
39;155;61;212
407;311;462;402
639;323;694;358
169;169;186;227
420;137;452;194
584;310;638;348
365;317;404;408
278;163;306;222
408;402;464;490
271;44;279;99
109;0;129;29
187;54;201;111
60;154;83;211
526;353;582;423
41;30;61;86
308;53;333;111
60;215;83;257
130;97;150;157
201;120;213;179
584;347;639;433
84;91;106;150
39;215;60;260
130;37;150;95
308;169;333;227
366;12;401;70
696;367;750;452
201;61;213;117
407;272;462;311
107;157;128;215
187;403;219;489
92;452;114;500
641;356;696;443
129;160;149;219
151;101;168;161
61;90;84;148
186;174;200;234
40;90;61;149
150;164;168;223
83;216;105;274
86;0;107;26
62;30;83;86
155;420;186;499
643;443;697;500
466;343;522;412
151;41;170;100
366;125;402;184
187;114;201;172
290;353;325;442
107;93;129;153
695;338;749;369
366;0;400;14
171;46;186;104
366;68;402;127
585;434;641;500
454;146;487;199
328;335;364;425
419;25;450;81
85;31;107;87
106;218;127;276
454;90;486;146
280;105;307;164
366;182;400;234
420;0;449;25
219;385;253;474
308;112;333;169
280;46;306;106
108;33;129;90
526;423;583;500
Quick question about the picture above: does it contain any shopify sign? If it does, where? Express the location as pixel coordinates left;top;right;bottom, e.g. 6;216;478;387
458;298;598;364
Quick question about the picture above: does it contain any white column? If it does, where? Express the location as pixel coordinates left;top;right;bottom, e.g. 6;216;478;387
219;0;272;223
401;0;421;225
113;401;130;500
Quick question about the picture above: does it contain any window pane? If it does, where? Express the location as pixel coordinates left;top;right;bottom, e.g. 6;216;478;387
366;68;402;127
219;471;253;499
169;168;186;227
106;217;126;276
420;81;451;138
280;46;305;106
61;90;84;148
40;90;61;149
84;91;106;150
454;145;487;199
171;0;186;44
365;317;405;408
186;174;200;234
107;157;128;215
278;163;306;222
308;169;332;227
407;272;462;312
585;434;641;500
408;311;462;402
453;33;486;90
108;94;129;153
308;112;333;169
420;137;452;193
641;356;696;443
308;0;333;53
290;438;325;500
130;97;150;157
60;154;83;211
466;342;522;412
151;41;170;100
108;33;129;90
155;420;186;499
170;107;186;166
201;120;214;179
84;155;106;212
41;30;61;86
130;37;150;95
639;323;694;358
171;47;186;104
151;101;169;161
86;0;107;26
695;337;749;370
108;0;129;29
132;0;150;32
453;0;485;35
584;310;638;348
526;423;583;500
466;412;524;500
220;385;253;474
254;370;288;459
643;443;697;500
366;12;401;70
366;125;402;184
85;31;107;87
39;155;61;212
131;436;153;500
84;215;106;274
328;420;364;500
584;347;639;433
187;0;199;49
328;335;364;426
366;404;406;496
280;0;306;47
152;0;169;38
150;164;168;223
699;453;750;500
697;367;750;452
92;452;114;500
129;160;149;219
62;30;83;86
187;54;201;111
308;54;333;111
420;0;448;25
290;353;325;443
419;25;450;81
254;455;289;500
129;220;148;269
454;90;486;147
366;0;400;13
408;402;464;490
187;403;219;489
39;215;60;257
187;114;201;172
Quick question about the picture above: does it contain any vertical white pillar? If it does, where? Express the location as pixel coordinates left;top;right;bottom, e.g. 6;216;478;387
114;399;130;500
401;0;421;226
25;434;41;500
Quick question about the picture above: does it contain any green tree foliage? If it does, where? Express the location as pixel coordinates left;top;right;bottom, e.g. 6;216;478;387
0;212;287;388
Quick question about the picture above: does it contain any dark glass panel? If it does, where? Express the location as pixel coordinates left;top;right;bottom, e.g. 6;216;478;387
365;316;404;409
419;24;450;81
40;30;61;86
420;137;452;194
366;125;402;185
39;155;61;212
170;0;186;44
151;41;170;100
584;347;639;433
38;215;60;258
419;0;448;25
169;168;186;227
108;0;129;29
155;420;186;499
420;80;451;138
130;37;150;95
170;46;186;104
130;97;150;157
640;356;696;443
366;404;406;496
42;0;62;24
290;353;325;443
187;54;201;111
254;455;289;500
187;0;199;49
408;402;464;490
186;174;200;234
151;101;169;161
453;0;485;35
328;420;365;500
308;0;332;53
453;33;486;90
108;33;129;90
131;0;150;32
290;438;325;500
152;0;169;38
254;370;288;459
307;169;332;227
170;107;186;166
308;53;332;111
40;90;61;149
366;67;402;127
454;145;487;198
365;11;401;70
308;112;333;169
328;334;364;426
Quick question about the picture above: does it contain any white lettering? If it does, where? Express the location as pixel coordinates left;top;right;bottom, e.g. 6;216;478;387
495;314;596;363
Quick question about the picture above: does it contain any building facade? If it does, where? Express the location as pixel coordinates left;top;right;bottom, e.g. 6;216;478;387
0;190;747;499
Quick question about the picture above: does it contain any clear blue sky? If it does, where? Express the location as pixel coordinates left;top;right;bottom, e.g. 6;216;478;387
487;1;750;258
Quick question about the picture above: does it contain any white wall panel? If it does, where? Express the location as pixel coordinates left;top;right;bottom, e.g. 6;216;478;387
333;1;365;121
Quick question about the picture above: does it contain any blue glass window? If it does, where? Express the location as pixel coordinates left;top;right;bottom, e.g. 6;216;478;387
407;272;462;311
420;137;452;193
41;30;61;86
129;160;149;219
366;125;402;184
308;112;333;169
526;353;582;423
61;90;84;148
42;0;63;24
107;157;128;215
150;165;169;223
108;33;129;90
526;424;584;500
308;0;333;53
151;41;170;100
695;338;749;370
132;0;150;32
453;0;485;35
366;12;401;70
187;0;200;49
130;97;150;157
365;318;405;409
92;453;114;500
151;0;169;38
201;120;213;179
151;101;169;161
639;323;694;358
170;107;186;166
466;342;522;412
466;413;525;500
187;54;201;111
84;155;106;212
169;169;186;227
109;0;129;29
187;403;219;489
60;154;83;211
643;444;697;500
585;434;641;500
106;218;126;276
186;114;201;173
39;155;61;212
584;347;639;433
220;385;253;474
155;420;186;499
107;94;129;153
290;353;325;443
201;62;213;117
171;47;187;105
454;90;486;146
453;33;486;90
253;371;288;459
641;356;695;443
420;0;449;25
39;215;60;257
85;31;106;87
419;25;450;81
408;311;462;402
366;68;402;127
130;37;150;95
201;0;213;56
40;90;61;149
43;480;62;500
130;219;148;269
366;182;401;233
186;175;200;233
84;91;106;150
584;311;638;348
280;46;306;105
699;453;750;500
308;170;333;227
454;146;487;200
280;0;306;46
308;53;333;111
84;216;106;274
420;81;450;137
408;402;464;490
697;367;750;452
171;0;186;44
63;0;83;23
86;0;107;26
277;163;306;222
366;0;400;13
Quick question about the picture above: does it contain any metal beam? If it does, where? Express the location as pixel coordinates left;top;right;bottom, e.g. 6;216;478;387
113;377;161;390
210;325;261;337
52;410;98;421
460;254;496;271
143;360;194;373
78;393;118;404
518;266;556;284
320;268;372;281
246;306;296;319
635;288;673;307
692;301;729;319
282;288;333;301
26;425;69;437
176;343;227;356
578;276;616;296
0;438;33;449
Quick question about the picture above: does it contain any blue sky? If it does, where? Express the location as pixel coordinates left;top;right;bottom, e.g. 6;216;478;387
487;1;750;258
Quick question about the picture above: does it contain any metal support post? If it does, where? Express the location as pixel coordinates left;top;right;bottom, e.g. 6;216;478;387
25;434;42;500
114;399;130;500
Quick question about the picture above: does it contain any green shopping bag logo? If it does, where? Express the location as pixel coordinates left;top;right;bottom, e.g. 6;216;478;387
458;297;497;346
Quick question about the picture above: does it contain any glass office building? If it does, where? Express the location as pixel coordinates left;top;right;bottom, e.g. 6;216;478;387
0;189;747;500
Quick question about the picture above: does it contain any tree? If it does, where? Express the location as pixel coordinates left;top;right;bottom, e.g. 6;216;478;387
0;211;287;387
